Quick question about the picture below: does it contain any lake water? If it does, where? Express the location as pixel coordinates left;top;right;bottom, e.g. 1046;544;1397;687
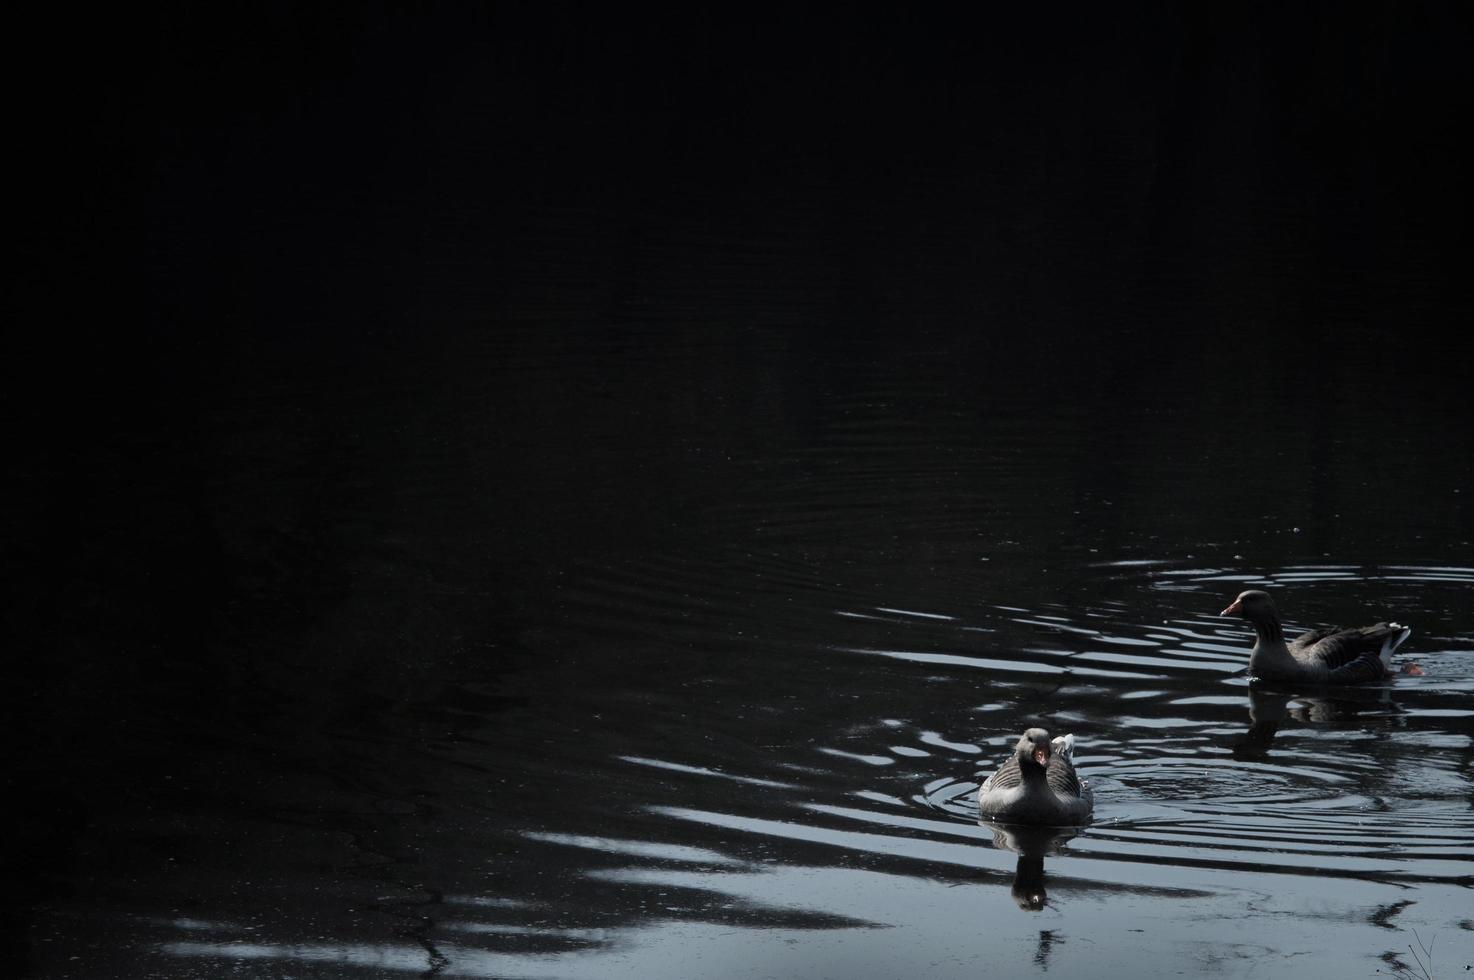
14;9;1474;978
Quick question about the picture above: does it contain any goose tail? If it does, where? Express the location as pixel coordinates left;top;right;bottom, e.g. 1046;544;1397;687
1380;624;1412;669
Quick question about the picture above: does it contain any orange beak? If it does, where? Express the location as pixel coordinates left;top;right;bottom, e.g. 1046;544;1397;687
1220;598;1243;616
1032;747;1049;766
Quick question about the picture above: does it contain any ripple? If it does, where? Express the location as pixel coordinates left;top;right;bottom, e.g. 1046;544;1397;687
918;775;983;819
828;560;1474;904
425;559;1474;961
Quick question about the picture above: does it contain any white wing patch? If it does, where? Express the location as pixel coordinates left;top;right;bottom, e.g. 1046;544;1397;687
1379;626;1413;668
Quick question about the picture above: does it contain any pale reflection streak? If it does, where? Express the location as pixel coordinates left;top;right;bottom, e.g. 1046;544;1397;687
804;802;988;841
837;647;1067;674
817;746;895;766
1009;617;1103;636
164;940;442;973
1093;635;1163;646
523;831;744;865
442;923;612;939
1383;565;1474;574
443;895;540;909
650;804;988;869
617;754;798;788
875;606;957;620
836;645;1175;680
918;730;982;753
144;917;239;931
1070;651;1236;672
1060;666;1164;680
1153;623;1245;640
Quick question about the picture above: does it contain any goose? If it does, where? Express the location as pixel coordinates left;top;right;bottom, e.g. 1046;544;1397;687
1219;589;1412;684
978;728;1093;826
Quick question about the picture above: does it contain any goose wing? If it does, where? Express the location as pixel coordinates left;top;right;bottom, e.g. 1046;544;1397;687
1045;755;1082;798
1298;622;1409;674
981;754;1023;794
1045;735;1086;801
1289;626;1341;652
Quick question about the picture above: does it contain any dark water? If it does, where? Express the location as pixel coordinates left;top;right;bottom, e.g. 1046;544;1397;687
11;7;1474;979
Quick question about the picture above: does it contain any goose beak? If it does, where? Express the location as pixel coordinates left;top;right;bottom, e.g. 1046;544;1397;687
1032;746;1049;766
1220;598;1243;617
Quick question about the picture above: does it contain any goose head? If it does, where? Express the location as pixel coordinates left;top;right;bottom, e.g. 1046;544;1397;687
1220;589;1279;625
1014;728;1053;770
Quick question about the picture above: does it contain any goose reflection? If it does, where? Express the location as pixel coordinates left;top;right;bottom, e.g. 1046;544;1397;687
1233;684;1402;758
980;821;1080;911
1232;687;1294;758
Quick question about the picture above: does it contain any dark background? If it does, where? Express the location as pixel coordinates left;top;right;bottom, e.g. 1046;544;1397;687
7;4;1473;974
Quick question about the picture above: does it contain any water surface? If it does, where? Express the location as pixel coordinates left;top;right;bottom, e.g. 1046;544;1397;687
15;9;1474;978
23;295;1473;977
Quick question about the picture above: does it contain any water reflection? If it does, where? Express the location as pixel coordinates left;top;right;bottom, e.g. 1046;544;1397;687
1232;685;1403;758
981;822;1081;912
1232;688;1294;759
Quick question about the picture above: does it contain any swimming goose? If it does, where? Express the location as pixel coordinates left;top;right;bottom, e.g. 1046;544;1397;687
1220;589;1411;684
978;728;1093;826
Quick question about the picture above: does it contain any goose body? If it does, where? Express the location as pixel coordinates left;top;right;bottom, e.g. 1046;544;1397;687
1220;589;1411;685
978;728;1094;826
